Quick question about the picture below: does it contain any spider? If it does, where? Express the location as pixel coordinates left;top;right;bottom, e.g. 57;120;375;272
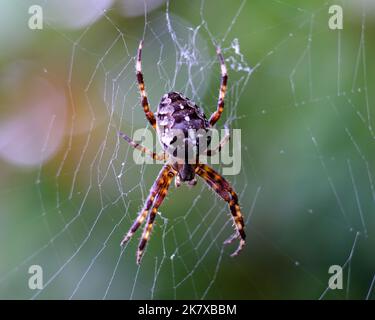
119;40;245;264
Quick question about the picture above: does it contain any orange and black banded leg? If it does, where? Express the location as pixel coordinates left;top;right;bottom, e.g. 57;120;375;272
136;40;156;129
209;48;228;127
205;124;230;157
120;164;172;247
137;170;175;264
119;131;168;161
196;164;245;256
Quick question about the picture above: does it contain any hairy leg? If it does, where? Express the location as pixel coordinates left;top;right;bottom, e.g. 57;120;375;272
137;170;175;264
196;164;245;256
209;48;228;126
120;164;172;247
136;40;156;128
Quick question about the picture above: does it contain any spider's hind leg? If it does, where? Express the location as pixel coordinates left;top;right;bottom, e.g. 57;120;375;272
137;169;175;264
196;164;245;257
120;164;172;247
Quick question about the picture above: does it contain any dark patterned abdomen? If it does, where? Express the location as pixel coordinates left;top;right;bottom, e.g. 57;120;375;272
157;92;209;130
155;92;212;181
156;91;211;158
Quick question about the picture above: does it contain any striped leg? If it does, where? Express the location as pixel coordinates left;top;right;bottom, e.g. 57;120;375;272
120;164;172;247
209;48;228;126
137;170;175;264
119;131;168;161
196;164;245;257
136;40;156;129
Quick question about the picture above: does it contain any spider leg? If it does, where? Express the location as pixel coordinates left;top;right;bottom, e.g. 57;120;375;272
209;47;228;127
137;170;175;264
136;40;156;129
120;164;172;247
119;131;168;161
205;124;230;157
196;164;245;257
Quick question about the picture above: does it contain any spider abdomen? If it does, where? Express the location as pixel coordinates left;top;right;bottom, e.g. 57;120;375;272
157;92;209;130
156;92;211;163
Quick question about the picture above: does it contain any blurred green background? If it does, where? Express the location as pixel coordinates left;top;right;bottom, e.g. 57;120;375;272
0;0;374;299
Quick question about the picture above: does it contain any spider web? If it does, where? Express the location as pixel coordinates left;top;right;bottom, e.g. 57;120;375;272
0;0;374;299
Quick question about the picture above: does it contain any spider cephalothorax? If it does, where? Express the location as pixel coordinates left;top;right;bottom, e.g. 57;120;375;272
119;41;245;264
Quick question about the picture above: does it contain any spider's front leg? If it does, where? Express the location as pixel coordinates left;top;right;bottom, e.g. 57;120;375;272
196;163;245;256
209;47;228;127
136;40;157;129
